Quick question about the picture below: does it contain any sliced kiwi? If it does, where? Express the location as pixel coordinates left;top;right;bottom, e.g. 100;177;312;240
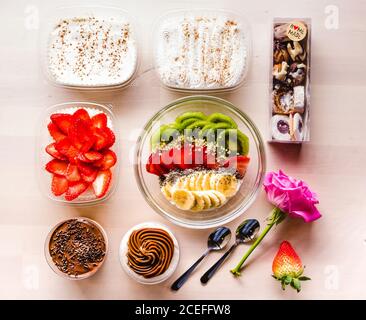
186;120;211;130
178;118;198;130
217;129;249;156
207;113;238;129
151;124;180;149
175;111;207;124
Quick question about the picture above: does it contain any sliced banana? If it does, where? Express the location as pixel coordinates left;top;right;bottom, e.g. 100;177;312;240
202;172;213;190
209;173;219;190
211;190;227;206
191;191;206;211
206;191;222;208
200;192;212;209
161;183;173;200
182;177;192;191
189;174;198;190
195;172;205;191
174;177;185;189
215;174;238;198
172;189;195;210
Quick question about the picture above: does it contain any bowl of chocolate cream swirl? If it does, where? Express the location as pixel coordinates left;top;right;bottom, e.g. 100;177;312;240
120;222;180;284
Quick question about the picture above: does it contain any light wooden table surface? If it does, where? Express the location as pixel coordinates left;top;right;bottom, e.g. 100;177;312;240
0;0;365;300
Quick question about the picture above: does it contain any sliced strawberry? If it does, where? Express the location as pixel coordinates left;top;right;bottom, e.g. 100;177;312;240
72;108;90;123
65;164;81;182
160;148;175;171
45;159;68;176
92;169;112;198
79;151;103;163
45;143;67;161
65;181;89;201
146;152;163;176
80;169;98;183
51;175;68;196
77;161;96;175
55;138;80;163
50;113;73;134
94;149;117;170
91;113;107;129
68;119;95;152
173;145;193;170
92;127;110;151
47;122;66;142
203;150;218;169
103;127;115;149
224;155;250;176
146;163;157;176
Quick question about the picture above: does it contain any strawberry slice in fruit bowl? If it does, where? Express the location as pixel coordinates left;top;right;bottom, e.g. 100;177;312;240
160;149;175;172
146;152;167;176
223;155;250;176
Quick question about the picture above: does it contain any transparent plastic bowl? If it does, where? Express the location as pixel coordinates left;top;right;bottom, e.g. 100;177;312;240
36;102;120;206
152;9;251;93
44;217;108;280
119;222;180;285
134;96;266;229
40;5;139;90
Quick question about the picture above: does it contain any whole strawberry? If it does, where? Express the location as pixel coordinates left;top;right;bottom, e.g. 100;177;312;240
272;241;310;292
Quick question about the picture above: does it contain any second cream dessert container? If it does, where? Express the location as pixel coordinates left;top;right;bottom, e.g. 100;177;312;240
152;9;251;93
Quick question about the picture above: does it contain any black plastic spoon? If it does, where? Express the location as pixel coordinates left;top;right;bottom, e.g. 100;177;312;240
200;219;260;284
171;227;231;291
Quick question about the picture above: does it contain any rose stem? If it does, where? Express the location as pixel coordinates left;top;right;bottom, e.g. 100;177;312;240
230;207;285;277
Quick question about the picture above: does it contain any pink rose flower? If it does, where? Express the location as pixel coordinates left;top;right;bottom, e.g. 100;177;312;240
263;170;321;222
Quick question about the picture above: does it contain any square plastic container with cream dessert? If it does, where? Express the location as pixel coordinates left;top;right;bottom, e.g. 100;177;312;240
36;102;120;206
153;10;251;93
41;6;138;89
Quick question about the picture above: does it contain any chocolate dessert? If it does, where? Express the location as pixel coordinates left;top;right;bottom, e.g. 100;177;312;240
48;219;106;277
126;228;174;278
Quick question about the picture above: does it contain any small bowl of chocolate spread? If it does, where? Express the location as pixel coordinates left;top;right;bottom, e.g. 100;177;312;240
45;217;108;280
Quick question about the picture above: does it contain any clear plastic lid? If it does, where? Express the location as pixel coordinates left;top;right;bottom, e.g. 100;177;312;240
36;102;120;206
40;5;139;90
152;9;251;93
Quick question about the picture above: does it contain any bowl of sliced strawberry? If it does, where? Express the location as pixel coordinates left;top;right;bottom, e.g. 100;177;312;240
38;102;119;204
135;96;266;229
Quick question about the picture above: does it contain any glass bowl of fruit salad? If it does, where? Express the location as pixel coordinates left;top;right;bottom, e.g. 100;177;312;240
135;95;265;229
37;102;120;205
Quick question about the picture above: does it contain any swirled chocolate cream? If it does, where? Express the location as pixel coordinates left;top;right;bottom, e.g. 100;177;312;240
48;219;106;277
127;228;174;278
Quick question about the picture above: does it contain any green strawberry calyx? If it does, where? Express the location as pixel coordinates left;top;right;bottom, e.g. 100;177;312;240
272;272;311;293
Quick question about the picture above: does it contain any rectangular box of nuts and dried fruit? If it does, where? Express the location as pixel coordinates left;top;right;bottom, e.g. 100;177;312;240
269;18;311;143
